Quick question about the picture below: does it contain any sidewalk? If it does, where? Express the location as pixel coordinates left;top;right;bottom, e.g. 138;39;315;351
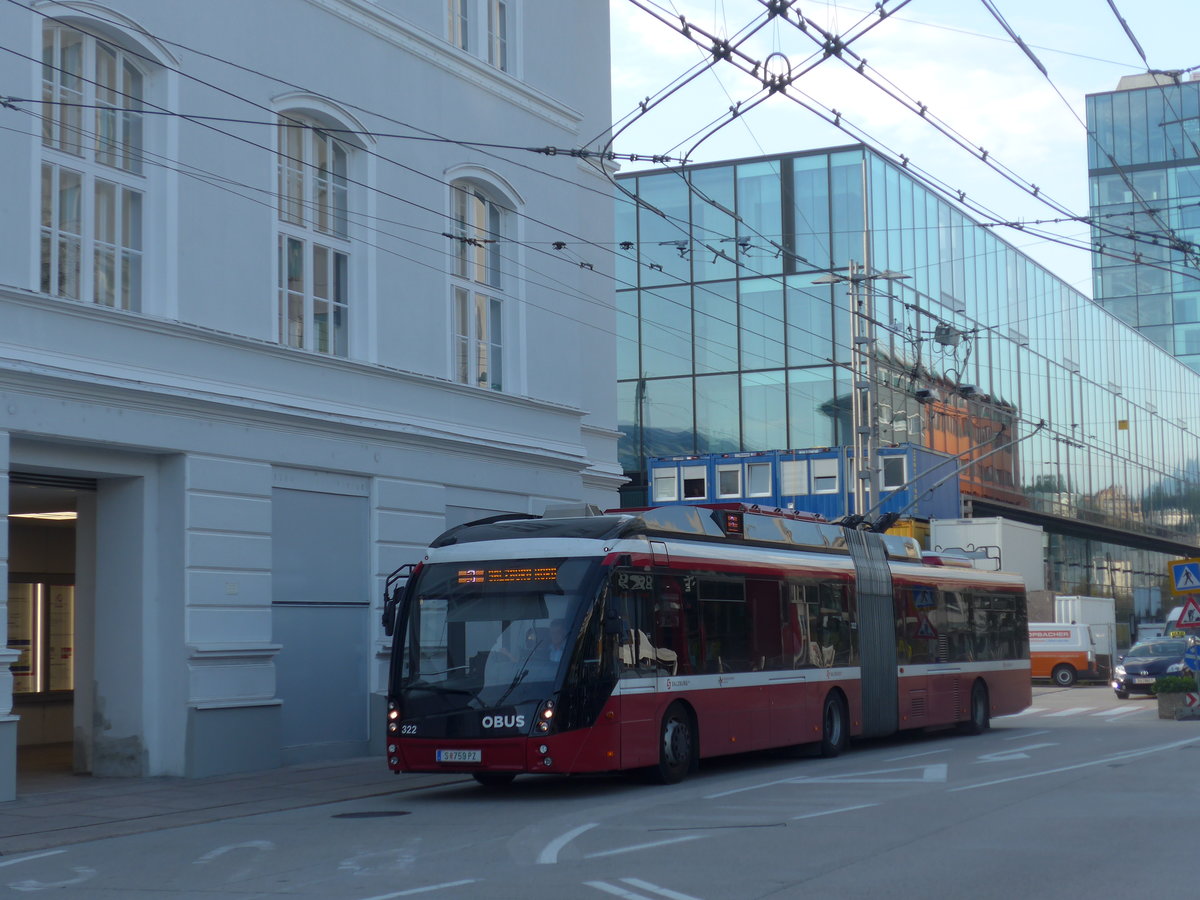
0;754;468;856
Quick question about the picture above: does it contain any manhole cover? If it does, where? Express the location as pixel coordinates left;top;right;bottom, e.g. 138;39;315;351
332;811;412;819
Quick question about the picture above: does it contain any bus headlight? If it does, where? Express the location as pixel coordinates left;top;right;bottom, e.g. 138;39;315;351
534;699;556;734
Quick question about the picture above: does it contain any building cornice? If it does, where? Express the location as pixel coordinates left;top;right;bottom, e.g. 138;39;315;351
300;0;584;134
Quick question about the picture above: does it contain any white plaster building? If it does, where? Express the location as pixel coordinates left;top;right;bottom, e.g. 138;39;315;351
0;0;620;798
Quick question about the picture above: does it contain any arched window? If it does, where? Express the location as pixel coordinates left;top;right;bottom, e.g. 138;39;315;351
276;116;352;356
449;179;513;391
40;23;147;309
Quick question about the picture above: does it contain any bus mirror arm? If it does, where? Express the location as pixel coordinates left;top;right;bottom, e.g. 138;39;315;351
603;610;624;636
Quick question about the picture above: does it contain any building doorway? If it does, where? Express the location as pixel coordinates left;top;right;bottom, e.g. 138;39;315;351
7;474;91;783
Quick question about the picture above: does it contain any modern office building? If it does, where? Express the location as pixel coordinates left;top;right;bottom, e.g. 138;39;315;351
0;0;619;798
1087;73;1200;370
616;145;1200;632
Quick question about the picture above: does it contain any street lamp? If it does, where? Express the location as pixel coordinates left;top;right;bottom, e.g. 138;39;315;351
814;263;910;517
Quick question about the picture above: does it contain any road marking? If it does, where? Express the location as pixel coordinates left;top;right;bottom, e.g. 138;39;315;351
0;852;65;869
976;743;1058;762
885;748;951;761
537;822;599;865
1005;729;1050;740
586;877;705;900
358;880;478;899
8;867;97;892
997;706;1045;718
585;835;705;859
951;735;1200;792
1043;707;1094;717
194;841;275;864
705;763;946;799
791;803;879;820
1092;706;1144;717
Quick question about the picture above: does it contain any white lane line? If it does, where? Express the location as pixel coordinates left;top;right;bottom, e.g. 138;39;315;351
951;734;1200;792
1093;706;1145;717
997;706;1045;718
884;748;951;761
976;743;1058;763
622;876;706;900
1043;707;1094;717
0;851;66;868
587;882;656;900
704;776;802;800
791;803;879;820
537;822;599;865
584;835;706;859
1005;729;1050;740
358;880;478;899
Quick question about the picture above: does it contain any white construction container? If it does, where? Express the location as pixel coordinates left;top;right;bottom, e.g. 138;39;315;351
929;517;1045;591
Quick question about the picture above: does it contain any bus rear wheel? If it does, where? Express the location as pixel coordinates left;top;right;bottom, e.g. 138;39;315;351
1051;664;1077;687
819;692;848;758
472;772;516;787
655;703;694;784
959;680;990;735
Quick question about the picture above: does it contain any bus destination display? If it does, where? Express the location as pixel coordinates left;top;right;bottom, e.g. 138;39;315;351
457;565;558;586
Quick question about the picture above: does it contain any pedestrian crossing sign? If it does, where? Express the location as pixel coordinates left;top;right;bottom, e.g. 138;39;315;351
1170;559;1200;594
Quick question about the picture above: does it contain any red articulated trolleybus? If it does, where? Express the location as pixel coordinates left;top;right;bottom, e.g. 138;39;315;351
382;503;1030;785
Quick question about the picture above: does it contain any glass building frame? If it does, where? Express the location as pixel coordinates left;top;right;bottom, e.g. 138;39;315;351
1086;75;1200;370
616;144;1200;619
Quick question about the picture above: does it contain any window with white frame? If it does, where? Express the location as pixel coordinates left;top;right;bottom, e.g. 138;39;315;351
882;456;907;490
446;0;514;72
682;465;707;499
40;24;145;309
276;116;351;356
746;462;772;497
780;459;808;495
717;466;742;498
652;470;678;503
812;458;839;493
450;179;510;390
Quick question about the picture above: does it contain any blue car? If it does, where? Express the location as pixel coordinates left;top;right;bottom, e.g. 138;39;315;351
1111;638;1191;699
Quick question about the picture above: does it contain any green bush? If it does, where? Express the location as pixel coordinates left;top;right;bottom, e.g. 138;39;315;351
1151;675;1197;694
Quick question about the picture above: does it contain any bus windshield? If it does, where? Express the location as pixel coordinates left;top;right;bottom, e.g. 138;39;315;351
395;557;602;715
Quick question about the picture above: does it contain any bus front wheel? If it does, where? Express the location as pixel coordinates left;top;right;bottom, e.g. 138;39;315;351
1051;664;1077;687
819;692;848;758
655;703;694;784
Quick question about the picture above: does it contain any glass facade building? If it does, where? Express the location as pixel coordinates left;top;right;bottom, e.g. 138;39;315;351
616;145;1200;620
1087;74;1200;370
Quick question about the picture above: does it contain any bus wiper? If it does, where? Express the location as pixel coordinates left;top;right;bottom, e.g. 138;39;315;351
494;641;541;708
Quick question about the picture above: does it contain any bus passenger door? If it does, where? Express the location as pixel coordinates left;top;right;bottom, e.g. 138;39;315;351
611;571;665;769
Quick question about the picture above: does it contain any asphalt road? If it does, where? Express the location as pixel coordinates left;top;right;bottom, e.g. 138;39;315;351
3;685;1196;899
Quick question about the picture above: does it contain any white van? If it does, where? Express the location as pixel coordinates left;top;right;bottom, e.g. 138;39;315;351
1028;623;1110;686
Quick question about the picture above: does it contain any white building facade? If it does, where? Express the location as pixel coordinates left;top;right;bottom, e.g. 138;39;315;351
0;0;620;797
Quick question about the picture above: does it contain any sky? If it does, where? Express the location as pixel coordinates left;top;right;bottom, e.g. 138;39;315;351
608;0;1199;294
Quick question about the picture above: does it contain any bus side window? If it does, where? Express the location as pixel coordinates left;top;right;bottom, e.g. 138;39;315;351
783;583;810;670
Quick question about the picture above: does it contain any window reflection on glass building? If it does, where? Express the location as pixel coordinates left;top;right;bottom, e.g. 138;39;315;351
1087;74;1200;371
616;145;1200;625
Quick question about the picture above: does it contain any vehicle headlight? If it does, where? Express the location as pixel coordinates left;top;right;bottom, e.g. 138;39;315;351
1167;662;1186;674
1114;665;1126;677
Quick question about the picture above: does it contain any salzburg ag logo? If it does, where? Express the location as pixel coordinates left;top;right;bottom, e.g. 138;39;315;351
481;714;525;729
